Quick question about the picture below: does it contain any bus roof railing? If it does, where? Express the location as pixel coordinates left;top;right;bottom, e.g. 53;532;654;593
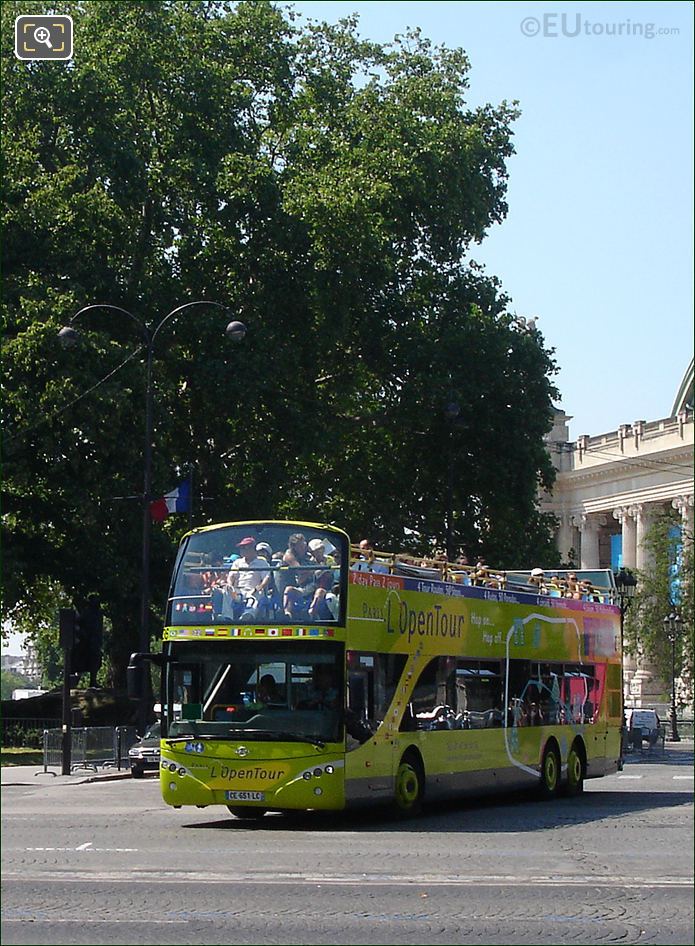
349;545;617;603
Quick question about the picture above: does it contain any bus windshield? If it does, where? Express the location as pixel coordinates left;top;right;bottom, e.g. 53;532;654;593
166;641;344;744
168;523;346;626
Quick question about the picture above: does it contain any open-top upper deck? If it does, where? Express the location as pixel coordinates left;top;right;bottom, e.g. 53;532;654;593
348;544;617;605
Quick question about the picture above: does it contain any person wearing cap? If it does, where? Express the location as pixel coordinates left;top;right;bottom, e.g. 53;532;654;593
225;537;272;619
529;567;548;594
308;537;336;568
253;542;284;618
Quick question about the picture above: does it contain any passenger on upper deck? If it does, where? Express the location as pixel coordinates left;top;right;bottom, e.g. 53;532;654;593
279;533;317;618
307;569;339;621
472;560;490;586
225;537;272;618
308;538;337;568
529;567;548;594
255;542;273;563
201;554;226;594
253;542;283;619
352;538;389;574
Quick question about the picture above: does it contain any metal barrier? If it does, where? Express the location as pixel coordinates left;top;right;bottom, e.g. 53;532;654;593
38;726;140;775
113;726;138;771
38;728;62;775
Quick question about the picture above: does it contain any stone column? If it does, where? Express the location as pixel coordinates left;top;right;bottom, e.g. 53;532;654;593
612;506;639;697
556;512;576;565
631;503;653;572
575;513;604;569
613;505;637;569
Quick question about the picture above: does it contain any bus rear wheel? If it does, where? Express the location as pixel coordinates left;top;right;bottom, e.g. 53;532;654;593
393;754;424;817
564;744;585;796
227;807;267;820
539;744;560;799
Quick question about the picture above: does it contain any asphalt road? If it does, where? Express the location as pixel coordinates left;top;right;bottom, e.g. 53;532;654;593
2;744;693;945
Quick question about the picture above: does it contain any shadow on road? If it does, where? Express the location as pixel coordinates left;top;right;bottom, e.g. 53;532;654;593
622;745;694;767
184;787;693;834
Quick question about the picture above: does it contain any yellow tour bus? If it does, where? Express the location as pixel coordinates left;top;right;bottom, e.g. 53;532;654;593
131;520;623;819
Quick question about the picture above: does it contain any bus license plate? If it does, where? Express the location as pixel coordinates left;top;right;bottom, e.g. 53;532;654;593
225;791;266;802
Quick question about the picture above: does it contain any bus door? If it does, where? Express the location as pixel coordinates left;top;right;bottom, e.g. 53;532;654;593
344;652;407;801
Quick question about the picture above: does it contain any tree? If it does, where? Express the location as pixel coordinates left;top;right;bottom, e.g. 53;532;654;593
625;511;694;706
1;670;34;701
3;1;559;683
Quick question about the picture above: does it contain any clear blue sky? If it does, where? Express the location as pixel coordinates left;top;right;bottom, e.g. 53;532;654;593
291;0;694;437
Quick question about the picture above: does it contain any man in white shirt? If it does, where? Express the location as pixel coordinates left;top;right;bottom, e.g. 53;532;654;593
351;538;389;574
225;537;271;618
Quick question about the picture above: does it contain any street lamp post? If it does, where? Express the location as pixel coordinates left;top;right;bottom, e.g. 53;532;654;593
662;612;682;742
59;302;247;733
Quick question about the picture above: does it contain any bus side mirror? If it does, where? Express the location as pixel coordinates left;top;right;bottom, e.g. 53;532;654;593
127;651;164;700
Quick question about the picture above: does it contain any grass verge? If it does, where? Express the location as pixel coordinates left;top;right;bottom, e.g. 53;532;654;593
1;748;44;766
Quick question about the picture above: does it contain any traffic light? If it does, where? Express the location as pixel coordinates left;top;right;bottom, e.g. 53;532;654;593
72;610;90;676
59;598;103;679
59;608;77;651
76;596;103;680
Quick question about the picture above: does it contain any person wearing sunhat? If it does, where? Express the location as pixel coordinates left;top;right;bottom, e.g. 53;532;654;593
529;567;548;594
308;537;336;567
255;541;273;562
224;536;272;619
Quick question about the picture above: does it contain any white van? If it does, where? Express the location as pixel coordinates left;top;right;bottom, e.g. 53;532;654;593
627;709;662;749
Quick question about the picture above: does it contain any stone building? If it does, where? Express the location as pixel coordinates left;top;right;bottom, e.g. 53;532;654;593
1;643;42;685
543;359;694;706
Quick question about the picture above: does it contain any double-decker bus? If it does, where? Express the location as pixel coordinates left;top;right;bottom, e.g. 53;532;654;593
131;520;623;819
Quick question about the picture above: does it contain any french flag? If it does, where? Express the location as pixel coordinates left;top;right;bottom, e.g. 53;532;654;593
150;478;192;522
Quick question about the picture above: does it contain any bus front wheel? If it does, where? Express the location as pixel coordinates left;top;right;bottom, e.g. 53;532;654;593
539;744;560;799
393;754;424;817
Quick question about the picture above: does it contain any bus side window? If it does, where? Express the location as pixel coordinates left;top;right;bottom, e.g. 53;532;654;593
347;652;407;747
401;658;456;730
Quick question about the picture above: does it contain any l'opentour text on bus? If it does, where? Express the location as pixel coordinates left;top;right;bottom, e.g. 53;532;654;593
130;520;623;820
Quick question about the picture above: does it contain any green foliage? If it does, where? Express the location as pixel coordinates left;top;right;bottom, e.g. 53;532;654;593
3;1;559;682
2;726;44;750
1;670;33;701
625;512;694;705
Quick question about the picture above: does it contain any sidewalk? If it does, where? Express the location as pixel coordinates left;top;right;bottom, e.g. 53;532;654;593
3;740;690;788
0;763;154;787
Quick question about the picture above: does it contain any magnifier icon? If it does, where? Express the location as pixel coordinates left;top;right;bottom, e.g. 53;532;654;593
34;26;53;49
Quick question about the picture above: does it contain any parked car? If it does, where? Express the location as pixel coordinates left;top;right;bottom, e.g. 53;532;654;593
626;709;662;749
128;722;161;777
